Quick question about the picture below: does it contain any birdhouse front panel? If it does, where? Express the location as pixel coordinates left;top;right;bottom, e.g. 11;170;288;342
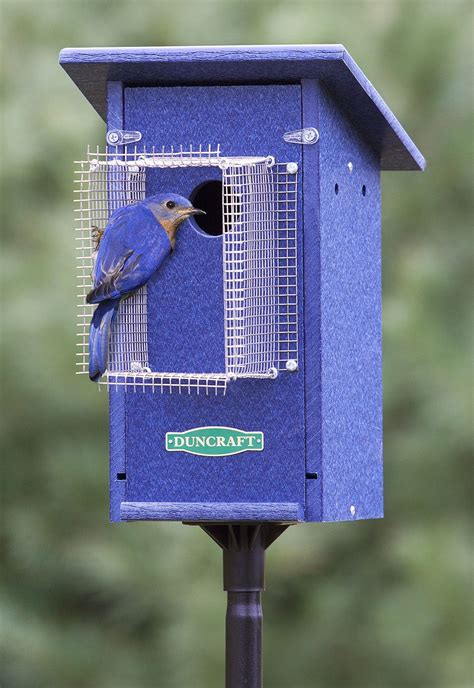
109;84;307;522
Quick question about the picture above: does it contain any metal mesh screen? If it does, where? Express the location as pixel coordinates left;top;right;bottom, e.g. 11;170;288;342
75;146;229;394
222;161;298;379
103;372;228;394
74;147;298;394
75;146;147;377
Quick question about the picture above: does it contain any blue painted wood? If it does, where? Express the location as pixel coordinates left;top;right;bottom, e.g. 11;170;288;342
59;44;425;171
106;80;123;131
109;389;126;522
120;502;302;522
110;84;306;519
301;79;322;522
107;81;126;524
318;85;383;522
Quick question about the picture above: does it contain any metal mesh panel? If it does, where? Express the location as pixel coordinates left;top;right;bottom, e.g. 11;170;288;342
108;286;149;373
75;146;147;376
74;146;230;394
222;161;298;378
74;146;298;394
103;371;228;394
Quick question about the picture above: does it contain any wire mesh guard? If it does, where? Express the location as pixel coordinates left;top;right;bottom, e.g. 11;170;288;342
222;162;298;379
74;145;298;394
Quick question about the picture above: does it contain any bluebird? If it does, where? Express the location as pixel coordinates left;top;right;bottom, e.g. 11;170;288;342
86;193;204;382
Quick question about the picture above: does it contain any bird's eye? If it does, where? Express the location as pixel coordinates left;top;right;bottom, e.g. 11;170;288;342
166;200;176;209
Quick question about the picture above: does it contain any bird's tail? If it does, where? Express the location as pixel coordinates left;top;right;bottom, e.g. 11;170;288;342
89;299;120;382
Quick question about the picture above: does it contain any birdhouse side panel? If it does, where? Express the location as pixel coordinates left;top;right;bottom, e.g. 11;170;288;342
318;85;383;522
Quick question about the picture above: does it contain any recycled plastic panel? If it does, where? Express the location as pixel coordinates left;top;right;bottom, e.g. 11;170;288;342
317;85;383;521
301;79;322;522
109;84;306;521
144;164;225;375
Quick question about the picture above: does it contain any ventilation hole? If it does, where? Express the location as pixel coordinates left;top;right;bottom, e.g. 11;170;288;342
334;183;339;195
362;185;367;196
305;472;319;480
190;180;240;236
116;472;126;481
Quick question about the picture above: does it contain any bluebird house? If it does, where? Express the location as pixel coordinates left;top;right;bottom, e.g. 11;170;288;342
60;45;425;525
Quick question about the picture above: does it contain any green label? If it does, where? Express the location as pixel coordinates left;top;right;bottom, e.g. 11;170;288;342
165;426;264;457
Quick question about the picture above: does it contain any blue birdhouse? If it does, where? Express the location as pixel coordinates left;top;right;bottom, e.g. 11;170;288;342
60;45;424;525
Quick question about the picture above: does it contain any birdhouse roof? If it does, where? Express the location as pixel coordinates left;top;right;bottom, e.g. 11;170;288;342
59;44;425;171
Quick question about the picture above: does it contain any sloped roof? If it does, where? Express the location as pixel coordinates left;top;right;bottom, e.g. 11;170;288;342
59;44;425;171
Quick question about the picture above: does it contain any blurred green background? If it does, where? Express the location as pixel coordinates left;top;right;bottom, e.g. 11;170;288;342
1;1;472;687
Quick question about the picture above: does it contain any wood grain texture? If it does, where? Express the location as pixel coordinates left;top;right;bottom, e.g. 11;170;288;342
109;388;126;523
318;85;383;522
120;502;302;522
121;85;306;514
301;79;322;522
59;44;425;171
107;81;126;524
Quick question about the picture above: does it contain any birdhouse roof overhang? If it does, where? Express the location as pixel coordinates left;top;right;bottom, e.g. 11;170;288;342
59;44;425;172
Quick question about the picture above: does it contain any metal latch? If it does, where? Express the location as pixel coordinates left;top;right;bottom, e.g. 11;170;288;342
283;127;319;145
106;129;142;146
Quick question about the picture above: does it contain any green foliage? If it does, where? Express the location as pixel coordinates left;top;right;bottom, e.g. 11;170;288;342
1;1;472;686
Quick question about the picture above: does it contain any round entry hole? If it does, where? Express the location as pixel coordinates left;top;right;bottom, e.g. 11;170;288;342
190;180;240;236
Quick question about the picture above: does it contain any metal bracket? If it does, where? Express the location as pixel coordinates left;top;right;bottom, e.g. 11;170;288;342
106;129;142;146
283;127;319;145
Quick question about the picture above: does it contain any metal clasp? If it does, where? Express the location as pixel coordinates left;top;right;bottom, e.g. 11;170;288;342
283;127;319;145
106;129;142;146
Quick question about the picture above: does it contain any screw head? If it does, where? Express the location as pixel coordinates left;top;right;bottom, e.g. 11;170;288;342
107;131;119;144
304;128;319;143
286;162;298;175
286;359;298;372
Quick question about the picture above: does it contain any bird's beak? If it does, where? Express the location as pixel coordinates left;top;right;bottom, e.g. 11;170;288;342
181;205;206;217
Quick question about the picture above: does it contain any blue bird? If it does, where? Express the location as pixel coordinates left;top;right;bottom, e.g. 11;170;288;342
86;193;204;382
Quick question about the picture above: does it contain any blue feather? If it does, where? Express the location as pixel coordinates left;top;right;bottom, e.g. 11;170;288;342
86;192;203;382
89;300;120;382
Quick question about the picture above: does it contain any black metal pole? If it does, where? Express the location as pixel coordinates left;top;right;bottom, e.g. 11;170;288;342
225;592;262;688
195;522;290;688
223;526;265;688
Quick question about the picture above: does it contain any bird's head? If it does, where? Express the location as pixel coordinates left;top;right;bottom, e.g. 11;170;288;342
144;193;205;247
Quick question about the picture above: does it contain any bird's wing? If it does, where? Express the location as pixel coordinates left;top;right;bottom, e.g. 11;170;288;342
87;204;169;303
88;249;143;302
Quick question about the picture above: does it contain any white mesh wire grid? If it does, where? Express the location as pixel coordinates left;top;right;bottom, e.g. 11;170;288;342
74;146;298;394
74;146;148;380
222;161;298;378
101;371;229;395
